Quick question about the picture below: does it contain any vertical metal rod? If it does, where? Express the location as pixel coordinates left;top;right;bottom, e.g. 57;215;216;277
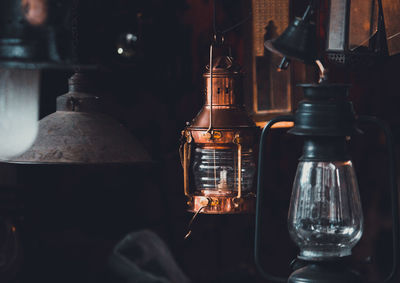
183;142;190;197
213;148;217;189
369;0;376;38
237;143;242;198
213;0;217;34
207;44;214;134
302;0;315;21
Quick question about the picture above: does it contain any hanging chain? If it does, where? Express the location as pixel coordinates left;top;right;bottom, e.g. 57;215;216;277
71;0;80;71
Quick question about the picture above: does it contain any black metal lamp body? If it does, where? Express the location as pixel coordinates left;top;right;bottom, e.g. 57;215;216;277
264;0;390;70
254;84;399;283
264;17;317;65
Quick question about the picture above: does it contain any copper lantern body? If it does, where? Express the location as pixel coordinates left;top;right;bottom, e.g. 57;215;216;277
181;54;259;214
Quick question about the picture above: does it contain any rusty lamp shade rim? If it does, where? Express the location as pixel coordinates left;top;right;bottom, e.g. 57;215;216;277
4;111;152;165
3;160;155;166
4;72;152;165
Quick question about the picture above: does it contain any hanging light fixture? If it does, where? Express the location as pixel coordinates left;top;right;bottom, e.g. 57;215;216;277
264;0;391;70
0;68;39;159
254;82;399;283
180;38;259;215
264;0;317;70
5;72;150;164
254;0;399;280
1;71;151;282
0;0;101;158
0;2;150;281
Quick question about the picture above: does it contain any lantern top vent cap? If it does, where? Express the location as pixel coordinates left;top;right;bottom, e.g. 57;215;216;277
204;55;241;77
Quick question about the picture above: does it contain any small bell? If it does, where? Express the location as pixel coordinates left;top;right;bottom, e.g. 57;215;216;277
264;17;317;64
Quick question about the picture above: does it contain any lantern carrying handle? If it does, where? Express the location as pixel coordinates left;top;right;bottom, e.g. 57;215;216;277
180;130;193;198
233;133;243;201
357;116;399;283
254;115;294;283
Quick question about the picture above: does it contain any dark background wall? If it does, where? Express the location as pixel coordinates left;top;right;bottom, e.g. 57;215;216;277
0;0;399;283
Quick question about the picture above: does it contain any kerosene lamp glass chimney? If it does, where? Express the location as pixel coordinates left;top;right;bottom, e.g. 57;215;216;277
192;146;256;194
288;160;363;260
0;68;39;158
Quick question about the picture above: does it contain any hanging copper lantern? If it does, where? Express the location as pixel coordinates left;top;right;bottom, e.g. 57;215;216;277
5;72;150;164
180;43;259;214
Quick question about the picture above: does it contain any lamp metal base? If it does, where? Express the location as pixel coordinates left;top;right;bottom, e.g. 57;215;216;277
288;260;361;283
187;192;255;214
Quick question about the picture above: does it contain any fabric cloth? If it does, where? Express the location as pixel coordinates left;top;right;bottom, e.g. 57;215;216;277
108;230;190;283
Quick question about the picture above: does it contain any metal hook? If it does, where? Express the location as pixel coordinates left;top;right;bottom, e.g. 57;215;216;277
184;205;208;240
315;60;328;83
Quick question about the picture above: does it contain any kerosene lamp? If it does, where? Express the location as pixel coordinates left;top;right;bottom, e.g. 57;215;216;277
180;38;259;215
254;2;399;282
254;82;399;283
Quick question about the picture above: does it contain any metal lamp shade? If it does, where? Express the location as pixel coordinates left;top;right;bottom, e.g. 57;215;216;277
264;17;317;64
5;73;151;164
